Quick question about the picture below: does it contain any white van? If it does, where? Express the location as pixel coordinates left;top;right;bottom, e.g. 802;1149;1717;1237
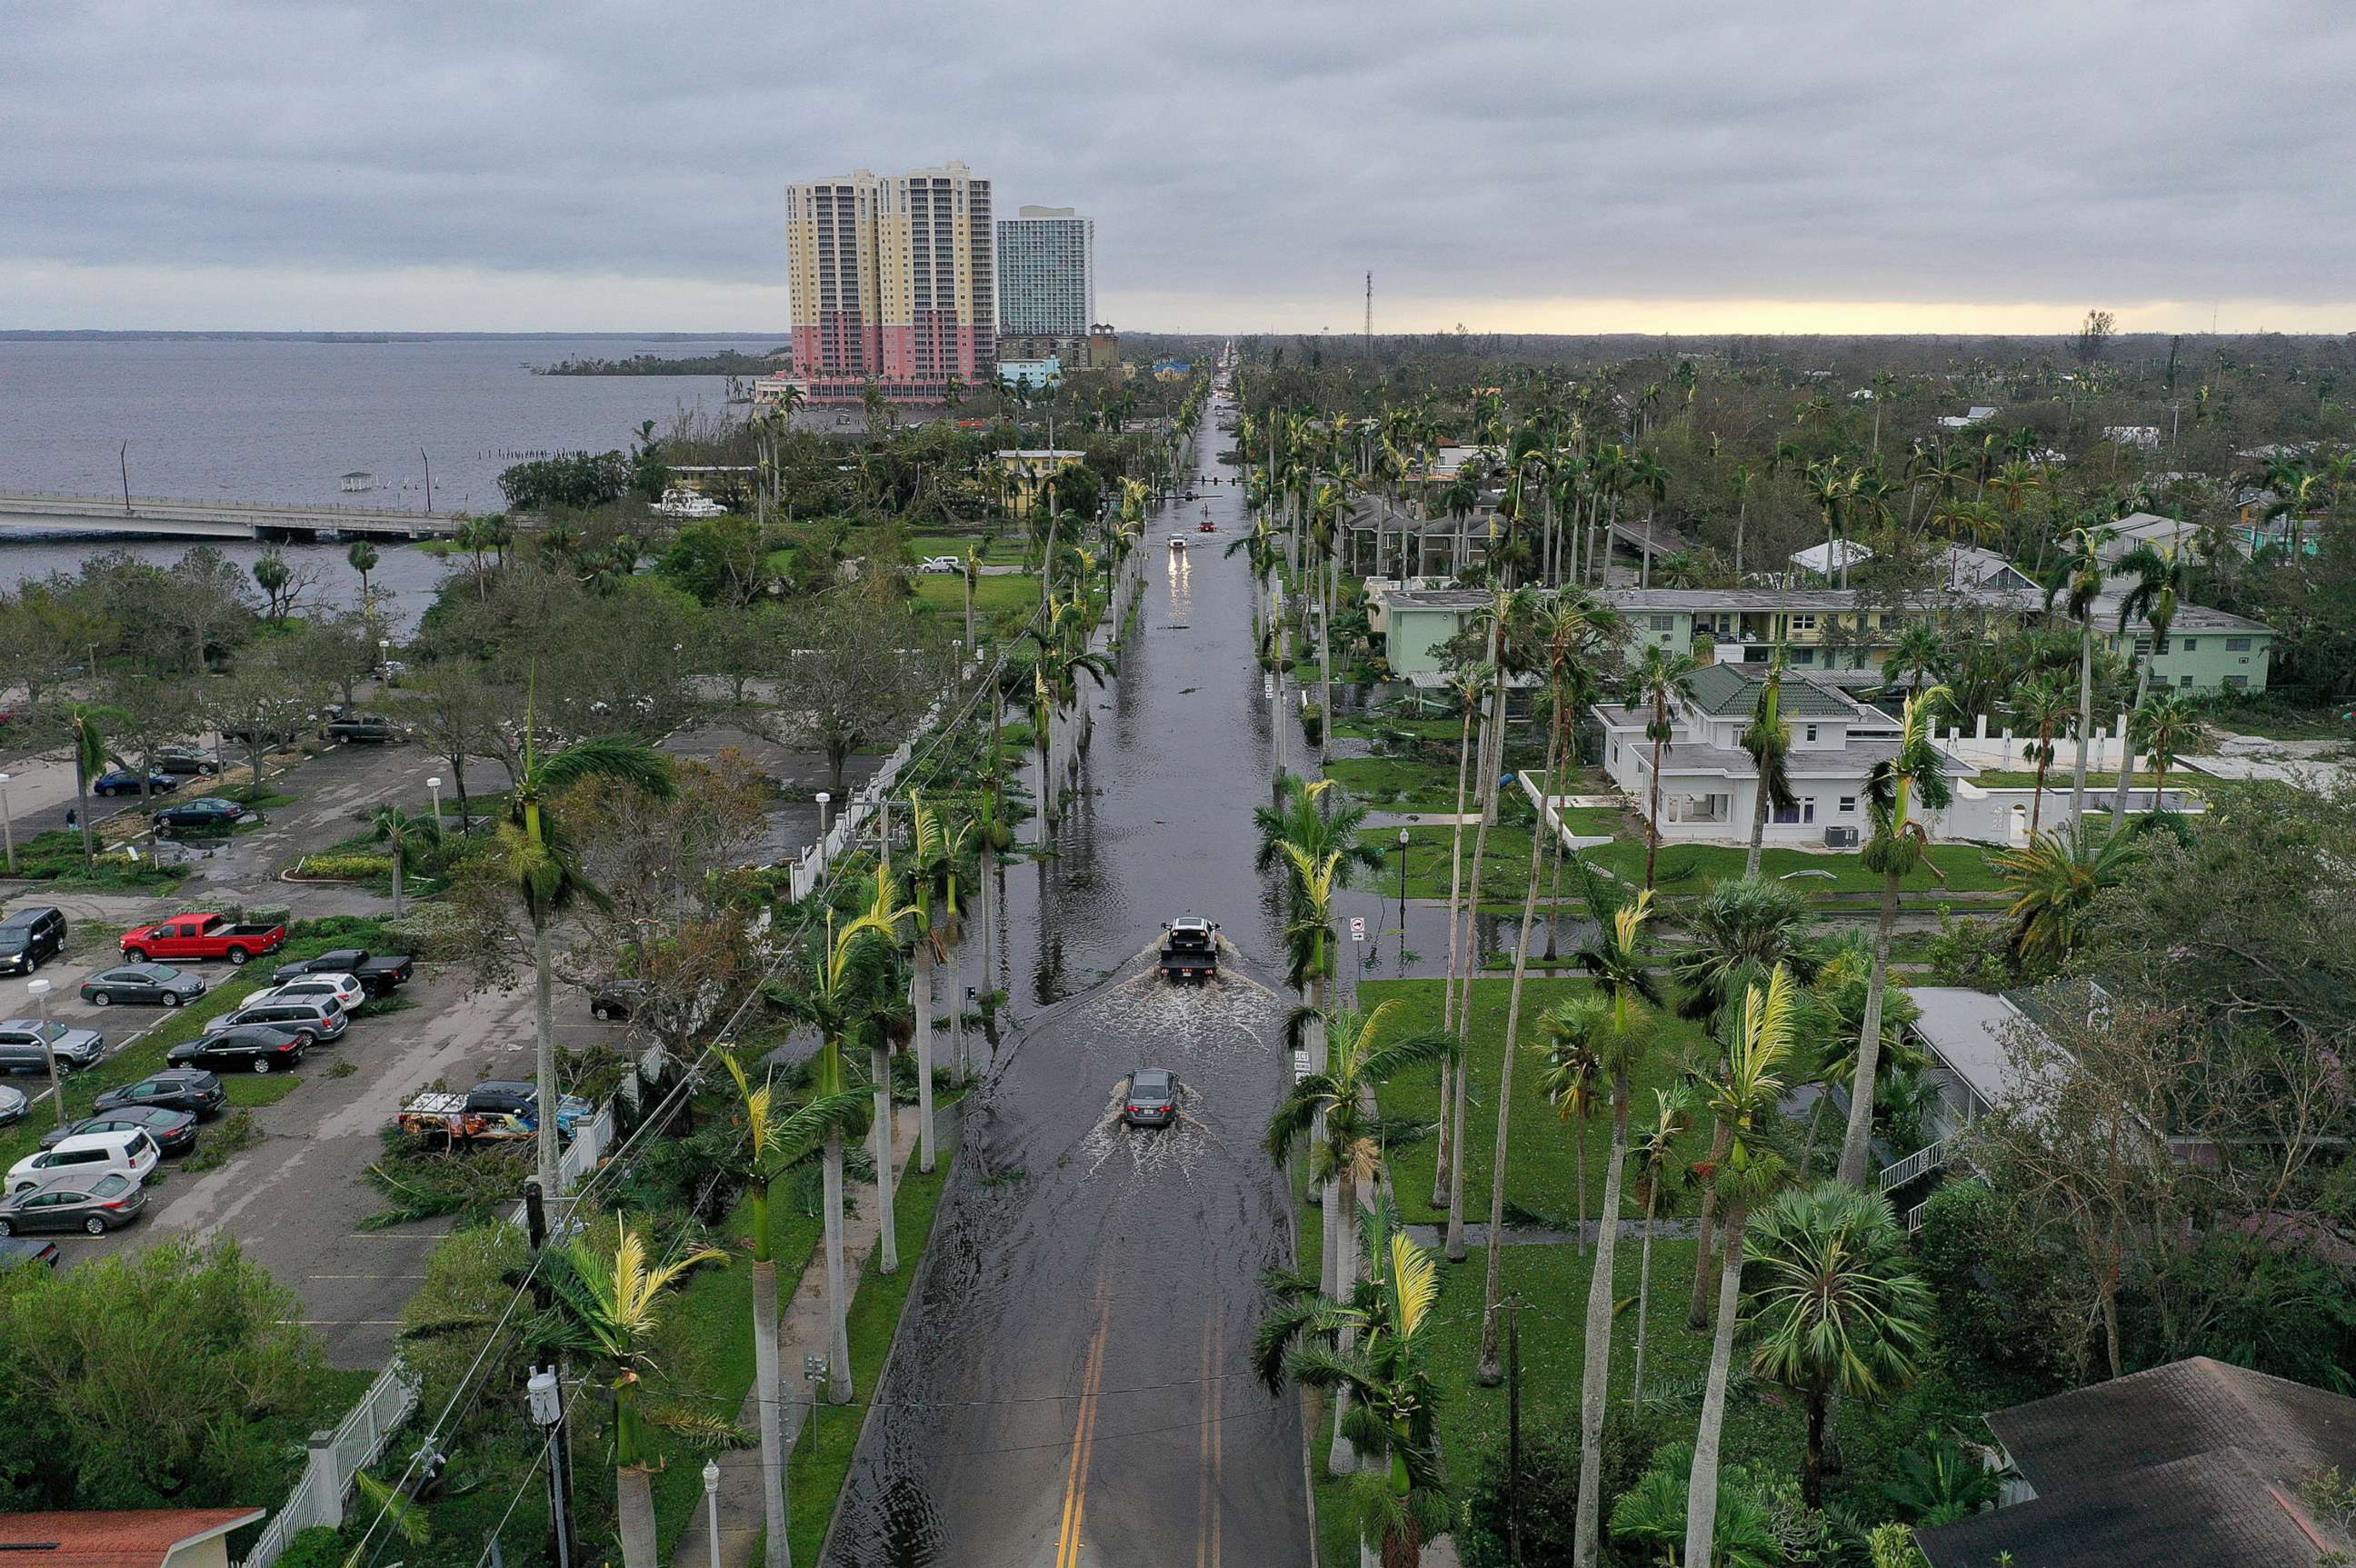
6;1128;160;1196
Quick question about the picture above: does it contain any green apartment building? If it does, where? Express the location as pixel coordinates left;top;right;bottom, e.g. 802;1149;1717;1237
1382;586;2274;693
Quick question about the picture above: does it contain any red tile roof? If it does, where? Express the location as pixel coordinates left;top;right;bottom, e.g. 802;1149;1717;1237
0;1510;265;1568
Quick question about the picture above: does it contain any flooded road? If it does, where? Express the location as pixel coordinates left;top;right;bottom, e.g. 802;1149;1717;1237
826;398;1314;1565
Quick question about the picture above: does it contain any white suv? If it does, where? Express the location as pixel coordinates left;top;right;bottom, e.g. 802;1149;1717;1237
253;973;364;1011
7;1128;160;1196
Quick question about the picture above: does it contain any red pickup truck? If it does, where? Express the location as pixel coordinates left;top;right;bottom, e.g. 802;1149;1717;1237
120;913;290;966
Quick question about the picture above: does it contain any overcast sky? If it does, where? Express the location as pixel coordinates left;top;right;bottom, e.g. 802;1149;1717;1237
6;0;2352;334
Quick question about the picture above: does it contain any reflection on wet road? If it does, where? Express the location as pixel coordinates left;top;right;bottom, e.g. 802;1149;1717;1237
825;400;1313;1565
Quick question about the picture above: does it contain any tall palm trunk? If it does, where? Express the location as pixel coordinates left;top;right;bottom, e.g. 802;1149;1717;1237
1743;756;1772;880
616;1461;659;1568
1644;724;1668;889
871;1046;899;1273
1684;1196;1752;1568
2030;733;2053;837
1449;671;1508;1263
821;1125;852;1403
1687;1119;1732;1329
2108;656;2152;832
1476;693;1561;1383
2070;629;2093;819
1836;874;1902;1189
533;916;561;1202
1631;1180;1661;1405
1572;1084;1633;1566
1433;694;1478;1211
913;944;936;1174
749;1206;792;1568
1328;1162;1362;1474
1319;550;1333;768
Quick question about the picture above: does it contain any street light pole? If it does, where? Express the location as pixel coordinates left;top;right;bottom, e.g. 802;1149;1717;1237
27;977;58;1130
1396;826;1411;939
426;776;444;823
702;1460;722;1568
0;772;15;874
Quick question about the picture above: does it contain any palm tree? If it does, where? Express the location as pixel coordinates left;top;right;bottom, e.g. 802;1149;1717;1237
771;906;898;1404
1992;825;2141;964
1685;965;1800;1568
2107;540;2191;830
848;866;919;1274
369;804;439;918
1629;1086;1692;1408
1802;457;1854;587
1562;892;1661;1566
715;1054;866;1568
1883;624;1946;699
1745;1183;1933;1507
2131;688;2204;810
2049;521;2113;820
1433;664;1488;1214
1628;644;1702;889
1265;1000;1457;1474
1836;689;1952;1191
498;713;675;1203
1538;1006;1602;1252
2007;675;2076;838
1739;658;1795;881
534;1221;727;1568
1254;1210;1452;1566
1670;876;1822;1031
903;794;970;1172
346;540;380;614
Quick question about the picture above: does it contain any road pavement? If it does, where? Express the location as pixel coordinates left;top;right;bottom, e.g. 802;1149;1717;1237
825;397;1313;1566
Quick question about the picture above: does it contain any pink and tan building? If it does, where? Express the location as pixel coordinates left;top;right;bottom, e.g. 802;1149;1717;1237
787;161;996;405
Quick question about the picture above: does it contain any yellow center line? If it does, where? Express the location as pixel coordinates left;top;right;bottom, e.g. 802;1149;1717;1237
1197;1310;1225;1568
1057;1280;1111;1568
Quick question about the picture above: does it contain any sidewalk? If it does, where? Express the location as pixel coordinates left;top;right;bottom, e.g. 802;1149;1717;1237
671;1103;918;1568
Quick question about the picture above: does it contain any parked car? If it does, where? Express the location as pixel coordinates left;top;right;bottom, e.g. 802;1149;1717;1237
39;1106;198;1157
155;746;223;776
202;994;346;1046
0;906;67;974
169;1024;306;1074
95;1068;227;1119
6;1129;161;1196
0;1235;60;1268
462;1080;594;1128
0;1019;105;1074
255;973;364;1011
92;769;179;797
121;911;288;965
1122;1067;1178;1128
0;1084;25;1126
152;796;247;834
80;963;208;1009
917;555;963;574
589;980;645;1022
0;1174;147;1236
274;948;413;996
397;1084;595;1143
322;714;403;744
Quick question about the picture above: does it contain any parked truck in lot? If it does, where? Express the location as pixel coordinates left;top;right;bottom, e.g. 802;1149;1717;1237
395;1082;595;1146
120;913;289;966
1158;917;1220;982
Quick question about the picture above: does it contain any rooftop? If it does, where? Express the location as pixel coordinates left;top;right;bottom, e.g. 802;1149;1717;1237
1683;662;1857;718
0;1510;265;1568
1905;986;2032;1109
1920;1357;2356;1568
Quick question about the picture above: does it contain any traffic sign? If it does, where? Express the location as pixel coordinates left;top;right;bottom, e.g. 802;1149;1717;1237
1349;916;1366;942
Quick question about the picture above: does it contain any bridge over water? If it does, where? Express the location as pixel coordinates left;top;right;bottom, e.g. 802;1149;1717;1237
0;490;467;541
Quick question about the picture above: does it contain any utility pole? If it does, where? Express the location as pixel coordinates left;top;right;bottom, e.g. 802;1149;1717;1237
421;449;433;514
524;1182;575;1568
1364;271;1372;358
119;442;131;513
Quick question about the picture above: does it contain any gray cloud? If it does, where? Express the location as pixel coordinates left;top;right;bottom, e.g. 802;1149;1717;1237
5;0;2353;327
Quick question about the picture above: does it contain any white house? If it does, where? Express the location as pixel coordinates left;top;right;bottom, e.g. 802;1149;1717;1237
1792;539;1875;580
1936;405;2001;430
1592;663;1975;847
1932;543;2038;593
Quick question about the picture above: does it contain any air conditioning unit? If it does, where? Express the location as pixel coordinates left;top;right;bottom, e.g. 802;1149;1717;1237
1824;825;1860;848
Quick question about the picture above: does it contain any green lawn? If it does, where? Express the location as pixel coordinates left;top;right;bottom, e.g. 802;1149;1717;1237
1970;770;2167;791
1363;977;1708;1228
1323;756;1468;814
911;573;1040;617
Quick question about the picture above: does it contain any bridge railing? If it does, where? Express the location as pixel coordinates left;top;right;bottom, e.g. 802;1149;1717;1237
0;488;462;522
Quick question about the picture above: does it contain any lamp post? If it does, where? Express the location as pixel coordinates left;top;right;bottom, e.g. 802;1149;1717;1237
0;771;15;875
702;1460;722;1568
426;776;444;823
814;792;833;872
26;977;58;1130
1396;826;1411;936
377;638;391;676
527;1368;573;1568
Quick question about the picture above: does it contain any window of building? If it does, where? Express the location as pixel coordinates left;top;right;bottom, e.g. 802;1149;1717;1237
2181;638;2199;652
2180;674;2195;687
2226;636;2251;652
1805;724;1819;742
1772;801;1802;824
1651;614;1674;631
2223;674;2250;689
1788;614;1818;633
1839;795;1857;813
2133;636;2151;656
1802;797;1818;823
1793;647;1815;664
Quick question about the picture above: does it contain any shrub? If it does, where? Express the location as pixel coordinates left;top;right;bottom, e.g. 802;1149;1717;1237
1461;1404;1658;1566
295;853;396;880
1300;703;1325;746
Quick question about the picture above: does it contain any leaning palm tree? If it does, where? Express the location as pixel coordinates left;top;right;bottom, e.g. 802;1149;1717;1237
2007;675;2076;839
1562;890;1661;1567
1836;688;1952;1191
1745;1182;1934;1507
1265;1000;1457;1474
64;704;108;868
715;1053;866;1568
1686;966;1800;1568
534;1221;727;1568
369;804;439;918
497;710;674;1203
1627;644;1702;889
1629;1086;1693;1408
1254;1207;1452;1567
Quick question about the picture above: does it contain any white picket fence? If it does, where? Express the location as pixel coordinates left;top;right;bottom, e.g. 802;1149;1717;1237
235;1360;418;1568
785;690;950;903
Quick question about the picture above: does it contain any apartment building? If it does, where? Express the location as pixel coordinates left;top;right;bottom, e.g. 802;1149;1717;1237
996;205;1095;337
786;161;995;404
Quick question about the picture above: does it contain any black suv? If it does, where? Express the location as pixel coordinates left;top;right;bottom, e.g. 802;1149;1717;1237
0;907;66;975
95;1069;228;1119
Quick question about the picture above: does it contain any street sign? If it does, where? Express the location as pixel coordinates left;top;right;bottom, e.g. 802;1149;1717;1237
1350;916;1366;942
1263;674;1275;700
